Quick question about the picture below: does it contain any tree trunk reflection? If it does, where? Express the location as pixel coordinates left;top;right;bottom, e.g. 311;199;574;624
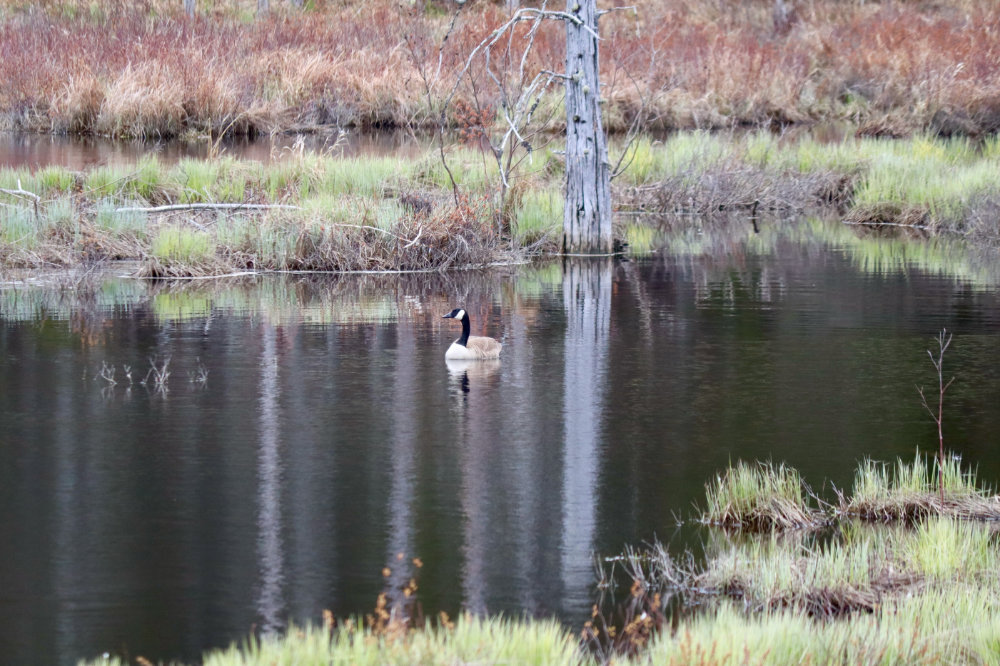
560;258;612;604
256;322;285;634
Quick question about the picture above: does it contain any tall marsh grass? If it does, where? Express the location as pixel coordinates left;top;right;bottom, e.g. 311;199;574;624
94;199;146;237
150;227;214;264
702;461;818;530
0;206;46;247
704;453;1000;530
515;187;561;243
82;614;579;666
629;586;1000;666
618;458;1000;662
842;452;998;521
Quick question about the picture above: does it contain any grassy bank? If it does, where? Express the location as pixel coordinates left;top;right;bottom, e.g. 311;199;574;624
0;146;562;273
3;1;1000;138
77;454;1000;665
698;451;1000;527
619;455;1000;664
4;130;1000;274
617;131;1000;239
608;454;1000;664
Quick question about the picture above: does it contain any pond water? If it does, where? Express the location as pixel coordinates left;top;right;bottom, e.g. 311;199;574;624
2;220;1000;664
0;122;853;170
0;129;428;170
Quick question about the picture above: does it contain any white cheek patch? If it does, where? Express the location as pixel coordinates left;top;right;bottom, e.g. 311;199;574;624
457;309;466;320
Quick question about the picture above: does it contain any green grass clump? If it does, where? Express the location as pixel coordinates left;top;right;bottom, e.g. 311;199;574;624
657;131;731;180
616;137;667;186
843;452;998;521
174;158;221;203
614;132;734;187
0;167;36;192
698;531;877;615
904;517;994;582
36;165;76;193
44;196;75;229
846;135;999;222
84;164;131;198
315;156;401;196
372;200;405;231
695;515;1000;614
627;509;1000;662
94;199;147;237
125;156;167;201
702;461;817;530
0;206;46;247
515;187;561;243
412;146;500;190
150;226;214;264
630;586;1000;665
97;614;577;666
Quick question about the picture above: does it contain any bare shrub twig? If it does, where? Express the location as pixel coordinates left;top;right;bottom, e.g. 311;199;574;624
917;328;955;503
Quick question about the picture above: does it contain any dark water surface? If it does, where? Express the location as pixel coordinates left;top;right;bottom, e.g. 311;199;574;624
0;129;427;169
2;221;1000;664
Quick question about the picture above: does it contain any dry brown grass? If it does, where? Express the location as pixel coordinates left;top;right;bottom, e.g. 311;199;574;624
619;167;853;220
2;1;1000;137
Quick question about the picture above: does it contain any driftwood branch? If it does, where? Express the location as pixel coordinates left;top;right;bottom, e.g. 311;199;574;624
114;203;302;214
0;180;40;220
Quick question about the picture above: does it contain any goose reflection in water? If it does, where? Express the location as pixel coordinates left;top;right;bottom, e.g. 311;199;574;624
446;358;501;394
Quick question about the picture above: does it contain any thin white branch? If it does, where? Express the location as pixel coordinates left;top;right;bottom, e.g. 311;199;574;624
403;225;424;248
443;6;595;113
115;203;302;214
326;223;420;246
498;71;556;157
540;69;572;80
0;180;40;219
518;0;547;86
435;5;464;82
597;5;637;18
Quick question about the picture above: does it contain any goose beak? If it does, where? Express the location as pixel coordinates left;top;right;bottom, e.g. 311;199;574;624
442;312;454;319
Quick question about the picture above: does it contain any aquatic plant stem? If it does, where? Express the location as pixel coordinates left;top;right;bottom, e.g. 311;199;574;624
918;329;955;503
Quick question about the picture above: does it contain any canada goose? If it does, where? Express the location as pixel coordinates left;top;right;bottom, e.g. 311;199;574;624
442;308;502;360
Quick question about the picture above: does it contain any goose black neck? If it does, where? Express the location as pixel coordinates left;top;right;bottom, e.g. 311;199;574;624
457;313;471;346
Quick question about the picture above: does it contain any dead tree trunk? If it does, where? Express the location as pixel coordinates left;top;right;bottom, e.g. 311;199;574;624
183;0;195;17
563;0;612;254
258;0;269;16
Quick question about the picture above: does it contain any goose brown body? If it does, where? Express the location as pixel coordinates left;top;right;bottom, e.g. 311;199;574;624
442;308;502;360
